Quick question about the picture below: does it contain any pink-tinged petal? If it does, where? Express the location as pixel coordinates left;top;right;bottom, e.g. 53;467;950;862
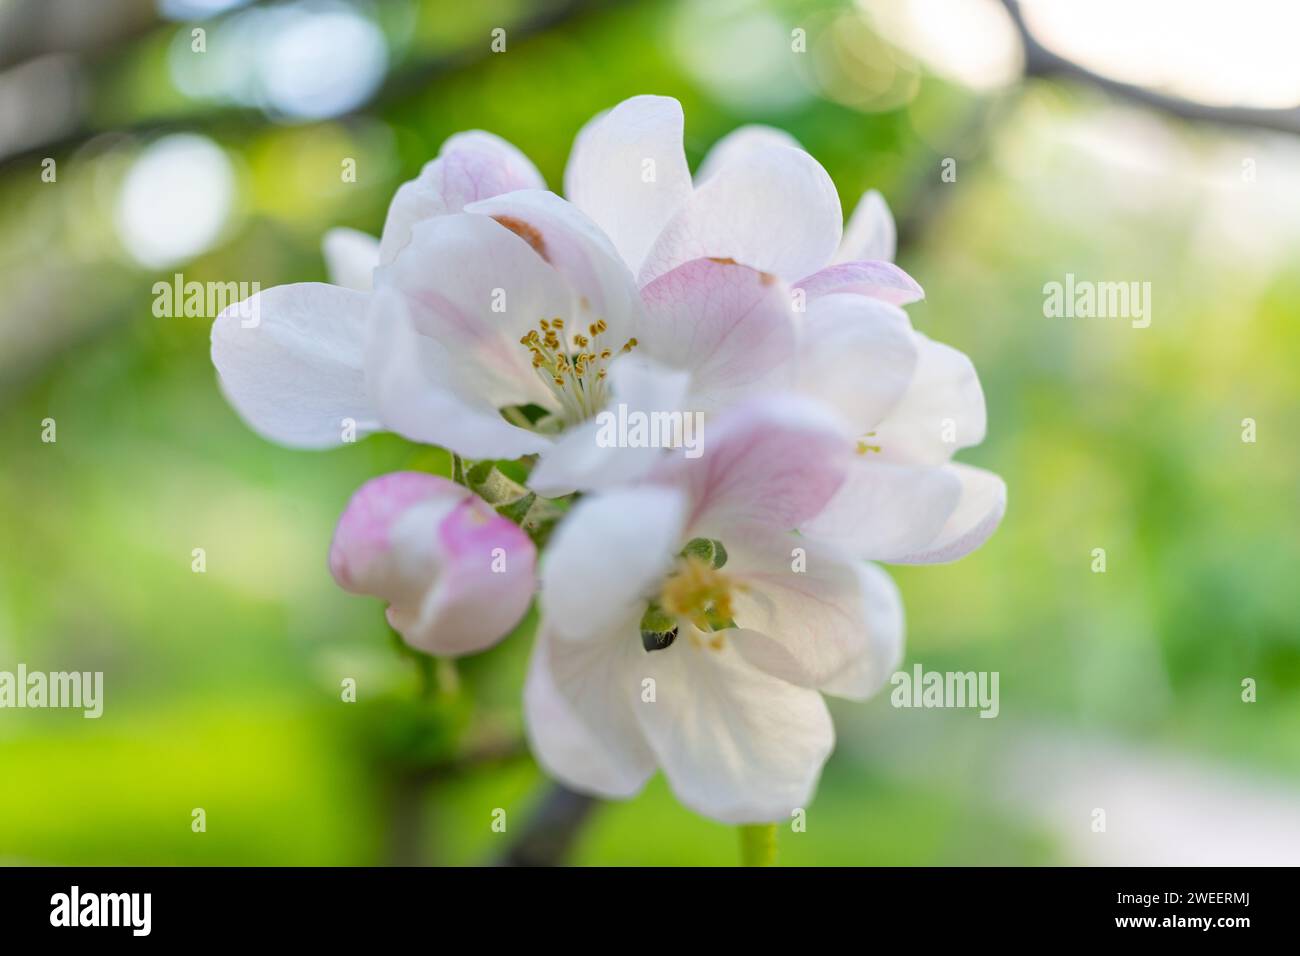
694;124;803;184
211;282;379;449
329;472;537;656
634;634;834;824
794;260;924;307
872;333;987;466
723;529;869;688
329;472;462;598
836;189;896;263
540;485;688;643
379;212;569;411
818;562;905;700
563;95;693;275
364;288;551;459
639;258;797;413
800;458;962;561
651;396;854;538
322;227;380;291
465;189;644;342
378;130;544;265
795;293;918;435
528;355;693;498
890;464;1006;565
639;144;842;286
410;495;537;655
524;623;656;798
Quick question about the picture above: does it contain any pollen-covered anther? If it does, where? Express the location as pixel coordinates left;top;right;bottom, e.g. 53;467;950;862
856;430;882;455
660;555;741;635
518;314;626;422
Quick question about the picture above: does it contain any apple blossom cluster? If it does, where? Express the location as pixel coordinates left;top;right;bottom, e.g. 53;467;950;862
210;95;1005;824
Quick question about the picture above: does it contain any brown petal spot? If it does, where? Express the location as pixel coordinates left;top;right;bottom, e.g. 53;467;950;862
494;216;549;261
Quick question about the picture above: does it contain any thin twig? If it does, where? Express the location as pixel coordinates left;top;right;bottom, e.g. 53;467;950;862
496;783;599;867
999;0;1300;136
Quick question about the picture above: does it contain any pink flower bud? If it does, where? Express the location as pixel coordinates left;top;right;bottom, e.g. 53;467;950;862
329;472;535;656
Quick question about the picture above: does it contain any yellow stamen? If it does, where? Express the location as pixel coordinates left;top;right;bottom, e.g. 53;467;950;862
661;556;741;634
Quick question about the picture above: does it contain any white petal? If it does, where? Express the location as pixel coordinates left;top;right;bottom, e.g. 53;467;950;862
651;396;854;537
322;227;379;291
563;95;693;274
466;189;645;342
639;258;797;413
794;260;924;307
525;624;656;798
836;189;896;263
724;530;869;688
380;212;570;410
378;130;544;265
872;333;987;466
528;355;693;498
639;144;842;285
694;124;803;184
540;485;688;643
795;293;918;435
635;635;834;824
364;288;550;459
800;458;962;561
890;464;1006;565
211;282;379;449
819;563;905;701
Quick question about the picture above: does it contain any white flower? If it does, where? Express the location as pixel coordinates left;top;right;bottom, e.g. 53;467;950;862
208;96;1007;823
525;397;907;823
209;96;945;494
211;129;546;449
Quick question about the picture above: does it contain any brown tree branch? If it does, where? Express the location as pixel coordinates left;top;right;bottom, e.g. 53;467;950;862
495;783;599;867
999;0;1300;136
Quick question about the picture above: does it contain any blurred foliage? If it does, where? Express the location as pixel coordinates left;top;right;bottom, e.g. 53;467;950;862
1;0;1298;865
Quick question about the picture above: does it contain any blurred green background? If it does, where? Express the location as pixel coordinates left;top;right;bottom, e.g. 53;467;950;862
2;0;1298;865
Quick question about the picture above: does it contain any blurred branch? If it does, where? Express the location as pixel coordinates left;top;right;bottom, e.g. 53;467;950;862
385;734;529;866
895;90;1013;255
0;0;604;169
0;0;159;71
1000;0;1300;136
496;783;598;867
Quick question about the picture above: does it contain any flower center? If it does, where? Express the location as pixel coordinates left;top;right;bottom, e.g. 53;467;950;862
639;538;739;652
519;317;636;423
661;555;739;632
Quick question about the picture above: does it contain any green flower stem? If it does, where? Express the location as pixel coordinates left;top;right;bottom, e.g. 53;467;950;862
739;823;778;866
435;657;461;697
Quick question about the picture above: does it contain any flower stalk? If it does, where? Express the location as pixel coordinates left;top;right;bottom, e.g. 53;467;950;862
739;823;778;867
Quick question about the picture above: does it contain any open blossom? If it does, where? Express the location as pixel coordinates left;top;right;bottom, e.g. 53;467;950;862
208;93;1007;824
209;96;940;495
565;98;1005;550
526;398;906;823
329;472;536;656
